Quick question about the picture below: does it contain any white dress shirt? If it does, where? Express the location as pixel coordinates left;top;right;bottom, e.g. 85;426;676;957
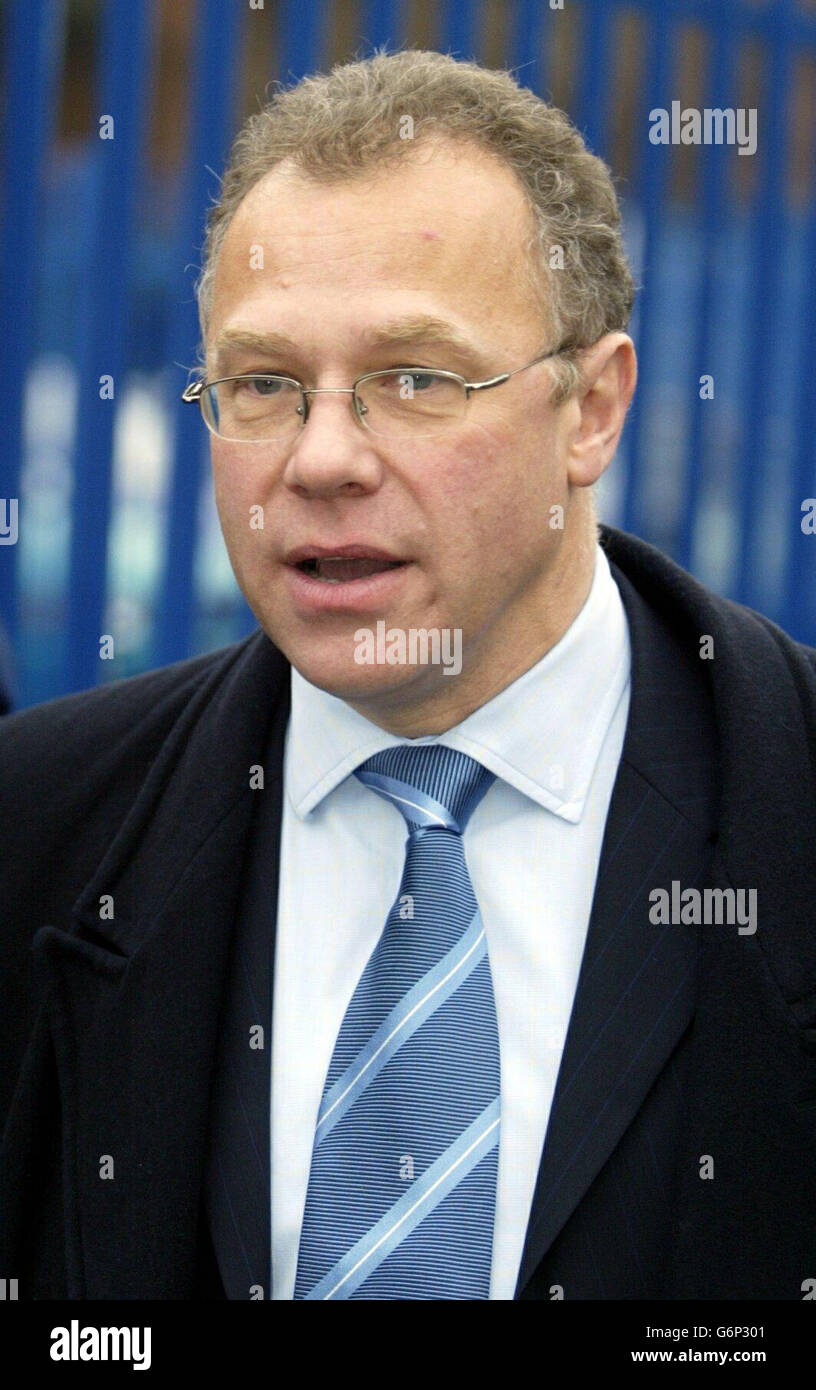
270;542;632;1299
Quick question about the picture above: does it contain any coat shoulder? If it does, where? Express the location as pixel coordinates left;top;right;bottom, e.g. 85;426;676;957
0;639;250;793
0;636;260;940
600;522;816;692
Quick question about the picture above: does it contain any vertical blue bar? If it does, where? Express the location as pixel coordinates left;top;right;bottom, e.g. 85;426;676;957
361;0;403;51
0;0;65;642
783;193;816;641
65;0;153;693
504;0;550;94
621;8;674;538
439;0;481;59
677;6;733;571
278;0;326;83
733;0;794;609
155;0;245;667
574;0;613;161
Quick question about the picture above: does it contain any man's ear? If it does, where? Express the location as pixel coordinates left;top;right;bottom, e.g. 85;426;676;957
565;333;637;488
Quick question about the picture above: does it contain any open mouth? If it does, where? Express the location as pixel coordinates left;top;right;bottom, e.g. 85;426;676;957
295;557;407;584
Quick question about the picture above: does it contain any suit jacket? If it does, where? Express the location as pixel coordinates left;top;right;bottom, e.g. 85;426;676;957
1;523;815;1300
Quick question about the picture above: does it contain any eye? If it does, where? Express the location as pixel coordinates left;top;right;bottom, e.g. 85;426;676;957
239;375;288;396
388;370;441;393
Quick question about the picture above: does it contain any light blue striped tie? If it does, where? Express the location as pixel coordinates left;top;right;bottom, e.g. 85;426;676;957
293;744;501;1300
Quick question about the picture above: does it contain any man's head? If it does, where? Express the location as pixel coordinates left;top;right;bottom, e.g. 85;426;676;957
195;50;637;735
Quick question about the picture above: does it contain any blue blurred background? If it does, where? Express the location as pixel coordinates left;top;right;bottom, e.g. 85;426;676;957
1;0;815;711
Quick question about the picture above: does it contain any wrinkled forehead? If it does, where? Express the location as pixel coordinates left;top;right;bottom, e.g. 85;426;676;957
208;142;542;356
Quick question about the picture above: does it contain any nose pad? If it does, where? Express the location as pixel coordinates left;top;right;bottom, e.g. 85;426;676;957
297;389;369;432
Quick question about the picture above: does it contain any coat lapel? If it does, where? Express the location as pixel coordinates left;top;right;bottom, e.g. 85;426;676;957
514;563;720;1295
31;632;289;1298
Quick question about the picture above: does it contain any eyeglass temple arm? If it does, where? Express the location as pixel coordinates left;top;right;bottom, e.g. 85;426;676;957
182;381;205;403
465;348;561;394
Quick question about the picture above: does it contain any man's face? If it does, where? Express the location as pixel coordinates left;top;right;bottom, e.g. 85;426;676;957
206;141;591;729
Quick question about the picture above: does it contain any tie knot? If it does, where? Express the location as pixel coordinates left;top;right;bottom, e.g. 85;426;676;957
354;744;495;835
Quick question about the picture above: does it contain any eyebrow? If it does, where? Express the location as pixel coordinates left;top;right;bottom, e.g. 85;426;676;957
210;316;486;375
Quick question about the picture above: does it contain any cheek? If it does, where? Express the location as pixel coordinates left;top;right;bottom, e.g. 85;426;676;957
211;446;261;544
431;428;561;595
211;443;236;506
433;429;543;546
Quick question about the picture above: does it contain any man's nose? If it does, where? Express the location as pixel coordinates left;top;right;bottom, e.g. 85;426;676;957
282;389;383;498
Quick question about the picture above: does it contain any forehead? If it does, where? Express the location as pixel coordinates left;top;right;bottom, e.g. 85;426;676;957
208;141;540;358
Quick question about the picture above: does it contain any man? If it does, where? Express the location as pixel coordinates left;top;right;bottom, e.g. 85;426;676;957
1;50;815;1302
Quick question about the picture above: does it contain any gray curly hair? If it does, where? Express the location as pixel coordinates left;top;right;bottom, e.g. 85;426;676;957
196;48;636;405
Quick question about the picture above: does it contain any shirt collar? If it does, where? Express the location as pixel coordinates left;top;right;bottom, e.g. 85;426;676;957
285;542;630;824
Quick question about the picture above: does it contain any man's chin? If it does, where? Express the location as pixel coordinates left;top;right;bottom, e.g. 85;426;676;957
286;648;446;707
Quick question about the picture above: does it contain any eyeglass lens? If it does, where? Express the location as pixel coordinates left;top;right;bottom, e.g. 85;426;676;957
201;371;468;441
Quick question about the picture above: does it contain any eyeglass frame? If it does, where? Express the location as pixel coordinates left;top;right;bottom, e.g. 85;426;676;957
180;344;569;440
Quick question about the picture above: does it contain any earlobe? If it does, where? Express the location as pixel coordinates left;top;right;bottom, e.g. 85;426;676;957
566;444;610;490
